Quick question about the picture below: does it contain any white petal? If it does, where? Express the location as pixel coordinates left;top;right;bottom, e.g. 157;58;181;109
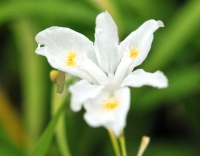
83;87;130;137
80;57;108;84
119;20;164;65
35;26;98;83
114;55;133;84
69;80;104;112
121;69;168;88
115;20;164;83
94;11;120;74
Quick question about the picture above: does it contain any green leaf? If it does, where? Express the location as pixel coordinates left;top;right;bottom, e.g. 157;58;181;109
31;95;70;156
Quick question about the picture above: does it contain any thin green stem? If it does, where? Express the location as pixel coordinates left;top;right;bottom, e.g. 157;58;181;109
31;93;70;156
52;85;71;156
56;114;71;156
107;129;121;156
119;131;127;156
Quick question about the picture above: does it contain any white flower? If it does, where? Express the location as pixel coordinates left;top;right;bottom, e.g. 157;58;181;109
35;11;168;137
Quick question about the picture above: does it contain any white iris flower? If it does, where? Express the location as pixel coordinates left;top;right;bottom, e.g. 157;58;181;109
35;11;168;137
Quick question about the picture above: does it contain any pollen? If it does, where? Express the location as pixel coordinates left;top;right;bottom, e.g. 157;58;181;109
103;98;118;111
66;51;76;67
130;48;139;59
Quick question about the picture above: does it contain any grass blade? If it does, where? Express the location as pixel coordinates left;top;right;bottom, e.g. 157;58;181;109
31;94;69;156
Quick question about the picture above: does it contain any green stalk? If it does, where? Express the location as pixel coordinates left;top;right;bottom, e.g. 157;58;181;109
107;129;121;156
31;93;70;156
51;85;71;156
119;132;127;156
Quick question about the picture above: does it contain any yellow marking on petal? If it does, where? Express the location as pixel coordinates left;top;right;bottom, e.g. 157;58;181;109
66;51;76;67
103;98;118;111
130;48;139;59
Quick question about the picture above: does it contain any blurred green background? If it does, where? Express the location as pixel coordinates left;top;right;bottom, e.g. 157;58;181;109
0;0;200;156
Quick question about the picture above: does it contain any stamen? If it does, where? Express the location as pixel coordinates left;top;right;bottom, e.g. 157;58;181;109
130;48;139;59
66;51;76;67
103;98;118;111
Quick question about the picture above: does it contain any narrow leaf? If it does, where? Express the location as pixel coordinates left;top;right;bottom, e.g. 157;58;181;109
31;95;69;156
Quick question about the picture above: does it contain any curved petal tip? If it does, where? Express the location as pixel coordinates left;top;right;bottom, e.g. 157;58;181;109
157;20;164;27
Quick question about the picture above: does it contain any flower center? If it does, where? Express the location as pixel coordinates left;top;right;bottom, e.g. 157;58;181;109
130;48;139;59
103;98;118;111
66;51;76;67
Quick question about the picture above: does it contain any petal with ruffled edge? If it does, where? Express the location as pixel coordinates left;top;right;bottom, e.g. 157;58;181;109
35;26;107;84
115;20;164;84
69;80;104;112
83;87;130;137
121;69;168;88
94;11;120;74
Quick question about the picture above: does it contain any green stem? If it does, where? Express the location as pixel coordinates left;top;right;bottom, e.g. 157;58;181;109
31;94;70;156
107;129;121;156
51;85;71;156
119;131;127;156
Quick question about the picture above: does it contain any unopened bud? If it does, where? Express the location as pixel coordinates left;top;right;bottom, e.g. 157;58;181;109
137;136;150;156
50;70;59;83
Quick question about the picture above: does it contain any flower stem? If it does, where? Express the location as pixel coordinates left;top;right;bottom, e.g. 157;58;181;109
107;129;121;156
52;85;71;156
119;131;127;156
